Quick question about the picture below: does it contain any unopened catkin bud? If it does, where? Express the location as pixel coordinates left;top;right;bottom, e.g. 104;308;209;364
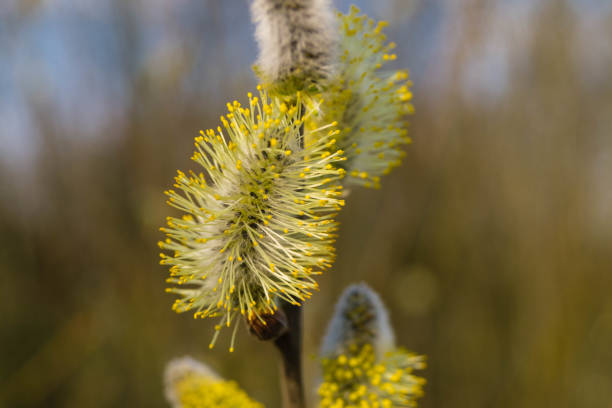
320;282;395;359
250;0;337;93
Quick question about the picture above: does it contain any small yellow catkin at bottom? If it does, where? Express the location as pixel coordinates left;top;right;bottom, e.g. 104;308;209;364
175;376;263;408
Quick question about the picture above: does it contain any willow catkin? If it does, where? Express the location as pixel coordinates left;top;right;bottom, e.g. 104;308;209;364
250;0;337;91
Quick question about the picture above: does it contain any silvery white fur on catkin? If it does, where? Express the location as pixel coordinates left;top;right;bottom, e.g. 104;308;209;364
250;0;337;84
164;356;220;406
320;282;395;358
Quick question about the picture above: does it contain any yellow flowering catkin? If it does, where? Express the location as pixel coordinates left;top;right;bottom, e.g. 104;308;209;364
319;284;426;408
164;356;263;408
160;88;345;351
310;6;414;188
319;343;426;408
175;376;263;408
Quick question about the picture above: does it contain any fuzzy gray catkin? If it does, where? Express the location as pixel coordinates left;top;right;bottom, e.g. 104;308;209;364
320;282;395;359
250;0;337;91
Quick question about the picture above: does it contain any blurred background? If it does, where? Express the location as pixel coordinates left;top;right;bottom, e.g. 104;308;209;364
1;0;612;407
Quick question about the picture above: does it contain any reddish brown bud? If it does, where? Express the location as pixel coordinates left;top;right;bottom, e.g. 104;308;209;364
247;309;289;341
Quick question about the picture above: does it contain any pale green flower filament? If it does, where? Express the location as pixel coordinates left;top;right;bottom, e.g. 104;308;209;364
159;88;346;351
310;6;414;188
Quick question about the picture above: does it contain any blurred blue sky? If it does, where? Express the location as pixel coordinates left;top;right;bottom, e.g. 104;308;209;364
0;0;611;168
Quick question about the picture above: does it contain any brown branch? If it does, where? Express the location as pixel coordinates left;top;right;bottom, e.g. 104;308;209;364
274;303;305;408
247;101;307;408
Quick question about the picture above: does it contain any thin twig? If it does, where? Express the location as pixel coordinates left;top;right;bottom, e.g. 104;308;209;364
274;303;305;408
274;100;306;408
